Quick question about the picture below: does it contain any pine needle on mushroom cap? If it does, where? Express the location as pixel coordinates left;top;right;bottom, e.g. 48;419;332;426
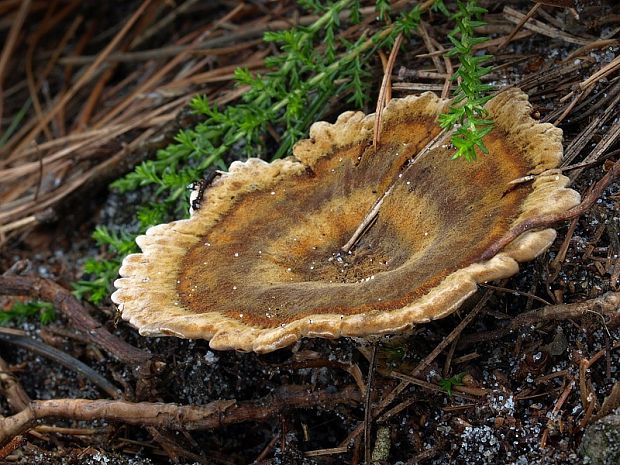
112;88;580;353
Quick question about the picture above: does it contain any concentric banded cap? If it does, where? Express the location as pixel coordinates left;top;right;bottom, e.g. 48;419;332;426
112;88;580;353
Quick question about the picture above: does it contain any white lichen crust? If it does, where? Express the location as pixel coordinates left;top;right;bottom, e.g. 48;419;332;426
112;88;580;353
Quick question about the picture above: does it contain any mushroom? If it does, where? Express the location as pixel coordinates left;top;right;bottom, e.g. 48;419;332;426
112;88;580;353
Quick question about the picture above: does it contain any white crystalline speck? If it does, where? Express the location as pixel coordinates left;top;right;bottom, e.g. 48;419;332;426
204;351;219;364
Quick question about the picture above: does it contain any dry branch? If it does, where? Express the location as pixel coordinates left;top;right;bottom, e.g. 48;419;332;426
481;158;620;261
461;291;620;345
0;356;30;412
0;328;122;399
0;385;361;448
0;275;150;365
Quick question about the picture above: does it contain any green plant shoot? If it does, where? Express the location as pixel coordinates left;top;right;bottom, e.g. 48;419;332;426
436;0;494;161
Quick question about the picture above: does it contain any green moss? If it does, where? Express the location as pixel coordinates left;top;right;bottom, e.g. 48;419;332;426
0;301;56;326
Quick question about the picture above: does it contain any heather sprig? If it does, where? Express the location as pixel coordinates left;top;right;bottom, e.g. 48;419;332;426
436;0;494;161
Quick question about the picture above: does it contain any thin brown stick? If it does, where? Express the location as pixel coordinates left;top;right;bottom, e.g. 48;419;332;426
593;381;620;422
0;385;361;448
389;371;483;400
254;434;279;463
363;343;378;465
502;6;588;46
305;446;349;457
9;0;154;158
428;35;452;99
341;185;394;254
341;127;450;254
553;89;584;125
0;0;30;85
579;54;620;91
540;378;574;448
570;121;620;183
479;283;552;306
566;39;619;60
132;0;205;49
0;328;122;399
495;3;541;51
373;32;403;150
443;339;458;377
578;358;598;425
418;21;444;74
548;216;579;282
480;158;620;262
410;289;494;378
24;1;81;141
0;275;150;365
0;0;31;125
62;38;265;66
0;435;24;460
0;356;30;412
460;291;620;346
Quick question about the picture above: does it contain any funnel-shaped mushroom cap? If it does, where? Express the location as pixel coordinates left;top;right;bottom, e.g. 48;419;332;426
112;88;580;353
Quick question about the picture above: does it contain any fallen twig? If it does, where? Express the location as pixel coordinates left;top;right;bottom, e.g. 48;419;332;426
495;3;541;51
364;343;378;465
0;275;151;365
373;32;403;149
410;289;495;378
460;291;620;346
503;6;589;45
0;328;122;399
594;381;620;422
0;385;361;448
0;356;30;412
481;158;620;261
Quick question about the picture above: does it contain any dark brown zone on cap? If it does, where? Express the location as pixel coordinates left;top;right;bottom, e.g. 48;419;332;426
177;116;531;329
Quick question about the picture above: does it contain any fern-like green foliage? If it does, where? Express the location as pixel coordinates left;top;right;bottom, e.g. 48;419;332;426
72;226;137;304
112;0;409;195
436;0;494;161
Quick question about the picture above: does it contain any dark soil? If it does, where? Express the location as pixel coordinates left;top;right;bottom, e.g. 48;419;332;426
1;1;619;464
